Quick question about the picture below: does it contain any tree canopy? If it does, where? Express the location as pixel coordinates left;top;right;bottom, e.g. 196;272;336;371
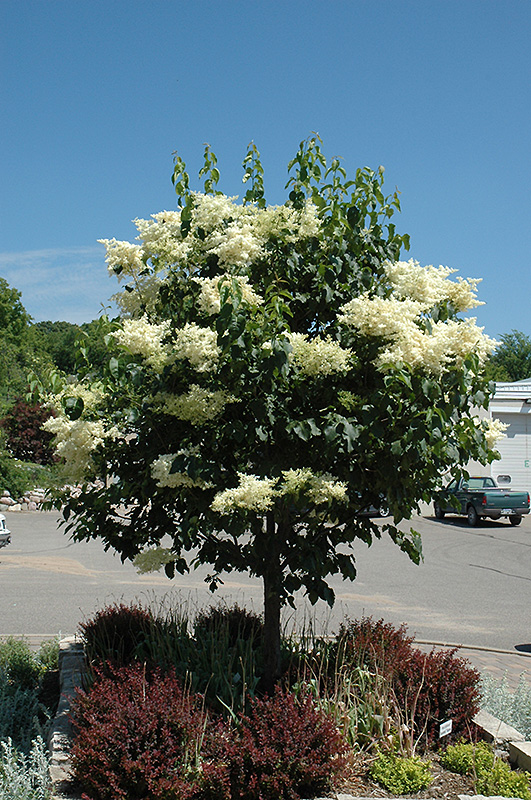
42;138;500;686
485;330;531;382
0;277;31;339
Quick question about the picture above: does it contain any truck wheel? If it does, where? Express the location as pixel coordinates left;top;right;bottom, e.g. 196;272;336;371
509;515;522;526
434;503;445;520
467;505;479;527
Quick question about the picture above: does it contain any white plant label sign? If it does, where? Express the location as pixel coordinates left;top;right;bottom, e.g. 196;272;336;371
439;719;453;738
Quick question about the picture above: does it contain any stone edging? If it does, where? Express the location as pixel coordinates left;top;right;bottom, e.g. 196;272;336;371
48;636;85;799
47;638;531;800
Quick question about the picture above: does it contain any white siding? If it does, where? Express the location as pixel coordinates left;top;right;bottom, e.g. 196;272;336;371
491;411;531;493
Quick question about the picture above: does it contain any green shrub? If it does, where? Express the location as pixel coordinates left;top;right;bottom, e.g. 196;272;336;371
442;740;531;800
0;637;60;754
441;740;494;775
0;450;31;500
475;759;531;800
34;639;59;674
0;736;51;800
369;752;433;794
0;639;42;691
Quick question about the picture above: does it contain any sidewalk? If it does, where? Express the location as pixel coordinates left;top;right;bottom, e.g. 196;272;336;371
417;640;531;690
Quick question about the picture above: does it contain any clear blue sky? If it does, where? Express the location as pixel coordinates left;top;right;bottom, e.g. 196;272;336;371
1;0;529;339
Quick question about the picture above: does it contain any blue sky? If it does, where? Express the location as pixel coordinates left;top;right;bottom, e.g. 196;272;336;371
1;0;529;338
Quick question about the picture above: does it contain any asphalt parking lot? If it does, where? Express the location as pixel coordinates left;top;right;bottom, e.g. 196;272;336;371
1;508;530;686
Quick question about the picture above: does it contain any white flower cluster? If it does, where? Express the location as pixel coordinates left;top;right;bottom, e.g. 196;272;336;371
478;417;509;449
209;219;263;268
211;473;279;513
133;211;191;265
339;261;497;375
48;381;105;414
281;468;348;504
101;214;193;316
189;195;322;269
111;273;162;318
385;259;482;311
112;317;171;372
102;194;323;317
374;317;497;373
151;453;206;488
173;323;220;372
251;200;322;242
195;274;264;316
191;193;240;232
210;468;347;514
98;238;144;278
339;295;426;338
156;385;237;425
42;416;108;481
288;332;351;377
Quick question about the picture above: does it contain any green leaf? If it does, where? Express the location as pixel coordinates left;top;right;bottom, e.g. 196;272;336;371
109;357;120;378
63;396;84;421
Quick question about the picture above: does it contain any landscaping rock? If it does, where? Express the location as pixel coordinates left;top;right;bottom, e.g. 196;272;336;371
474;709;526;744
509;741;531;772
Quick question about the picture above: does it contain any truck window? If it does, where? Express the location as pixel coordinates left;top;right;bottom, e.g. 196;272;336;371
467;477;496;490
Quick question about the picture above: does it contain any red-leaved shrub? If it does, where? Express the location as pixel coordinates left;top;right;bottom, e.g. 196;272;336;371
70;663;207;800
0;398;57;464
200;687;349;800
193;603;263;648
334;616;480;748
80;602;158;669
393;647;481;746
336;616;416;677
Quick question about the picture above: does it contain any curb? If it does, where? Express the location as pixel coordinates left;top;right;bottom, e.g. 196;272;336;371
48;636;85;799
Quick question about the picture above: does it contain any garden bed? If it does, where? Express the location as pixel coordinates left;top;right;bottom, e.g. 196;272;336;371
5;604;531;800
45;602;530;800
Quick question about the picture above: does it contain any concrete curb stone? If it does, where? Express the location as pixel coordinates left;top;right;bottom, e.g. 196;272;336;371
49;636;85;799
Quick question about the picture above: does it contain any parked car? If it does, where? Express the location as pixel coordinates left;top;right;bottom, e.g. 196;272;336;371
433;476;530;526
0;514;10;548
356;496;390;518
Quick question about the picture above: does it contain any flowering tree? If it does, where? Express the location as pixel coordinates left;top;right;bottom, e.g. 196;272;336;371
44;138;500;687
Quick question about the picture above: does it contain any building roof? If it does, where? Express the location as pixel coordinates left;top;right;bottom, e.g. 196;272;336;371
494;378;531;399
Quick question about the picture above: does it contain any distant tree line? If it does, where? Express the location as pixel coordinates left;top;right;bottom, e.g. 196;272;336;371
0;277;108;495
484;330;531;383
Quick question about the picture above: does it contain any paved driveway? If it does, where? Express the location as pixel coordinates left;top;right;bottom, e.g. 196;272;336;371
1;509;530;684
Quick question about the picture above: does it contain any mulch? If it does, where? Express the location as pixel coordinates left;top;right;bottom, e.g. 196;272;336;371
335;751;478;799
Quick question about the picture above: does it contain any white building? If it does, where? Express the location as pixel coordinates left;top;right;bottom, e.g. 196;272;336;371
489;378;531;493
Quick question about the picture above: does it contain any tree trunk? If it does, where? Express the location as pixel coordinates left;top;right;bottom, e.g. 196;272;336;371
262;511;283;693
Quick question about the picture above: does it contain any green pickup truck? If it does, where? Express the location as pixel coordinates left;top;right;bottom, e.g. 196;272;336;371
433;476;530;527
